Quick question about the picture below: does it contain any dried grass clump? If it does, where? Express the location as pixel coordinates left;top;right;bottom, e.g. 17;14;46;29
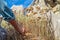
1;0;59;40
1;6;55;40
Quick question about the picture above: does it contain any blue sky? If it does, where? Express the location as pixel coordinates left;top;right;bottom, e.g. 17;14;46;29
5;0;34;8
